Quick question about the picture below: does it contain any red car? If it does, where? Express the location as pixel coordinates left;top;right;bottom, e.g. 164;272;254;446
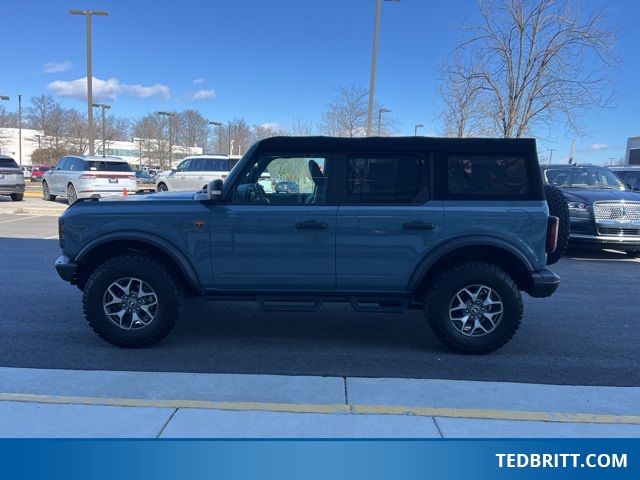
30;166;50;182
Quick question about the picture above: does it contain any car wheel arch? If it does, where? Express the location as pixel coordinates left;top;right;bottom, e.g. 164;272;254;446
409;236;535;297
74;232;201;293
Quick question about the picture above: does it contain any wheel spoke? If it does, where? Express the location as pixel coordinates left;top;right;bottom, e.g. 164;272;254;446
449;284;503;337
103;277;159;331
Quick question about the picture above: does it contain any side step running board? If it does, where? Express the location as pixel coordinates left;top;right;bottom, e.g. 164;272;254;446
349;297;409;313
257;296;323;312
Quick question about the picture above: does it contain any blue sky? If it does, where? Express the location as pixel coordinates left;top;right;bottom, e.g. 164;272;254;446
1;0;639;163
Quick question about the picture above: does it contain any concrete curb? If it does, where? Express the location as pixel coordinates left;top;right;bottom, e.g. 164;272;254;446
0;207;64;216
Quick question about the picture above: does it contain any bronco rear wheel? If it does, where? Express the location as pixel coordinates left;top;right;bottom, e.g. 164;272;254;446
544;184;570;265
83;253;184;347
423;262;523;354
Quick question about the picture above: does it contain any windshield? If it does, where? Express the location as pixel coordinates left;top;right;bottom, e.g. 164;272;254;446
85;161;132;172
543;167;626;190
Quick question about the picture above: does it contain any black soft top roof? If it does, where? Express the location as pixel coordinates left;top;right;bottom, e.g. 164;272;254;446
256;136;538;155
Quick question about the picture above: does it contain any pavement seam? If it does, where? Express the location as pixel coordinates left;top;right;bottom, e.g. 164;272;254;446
1;393;638;425
432;417;445;438
156;408;179;438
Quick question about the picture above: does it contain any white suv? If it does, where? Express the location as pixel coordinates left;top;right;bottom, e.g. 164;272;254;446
0;155;25;201
42;155;137;204
155;155;239;192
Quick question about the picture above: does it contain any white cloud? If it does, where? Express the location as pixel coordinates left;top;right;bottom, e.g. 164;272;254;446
191;89;216;100
260;122;283;131
588;143;609;151
42;61;72;74
193;78;205;84
47;77;170;101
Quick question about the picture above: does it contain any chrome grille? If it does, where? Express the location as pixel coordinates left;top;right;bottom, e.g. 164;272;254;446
593;201;640;223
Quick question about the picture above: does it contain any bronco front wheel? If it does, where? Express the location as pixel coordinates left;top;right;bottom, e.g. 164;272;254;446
423;261;523;354
82;253;184;347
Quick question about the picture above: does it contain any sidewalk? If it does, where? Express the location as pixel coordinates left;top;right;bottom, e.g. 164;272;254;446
0;367;639;438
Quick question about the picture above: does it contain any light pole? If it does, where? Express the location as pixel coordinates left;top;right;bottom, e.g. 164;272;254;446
208;121;222;154
92;103;110;156
70;9;108;156
377;108;390;136
157;111;175;168
548;148;555;163
0;96;8;157
366;0;399;136
35;134;43;150
414;124;424;136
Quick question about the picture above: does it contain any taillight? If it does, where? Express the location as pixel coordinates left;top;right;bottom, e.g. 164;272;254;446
79;174;97;179
546;216;559;253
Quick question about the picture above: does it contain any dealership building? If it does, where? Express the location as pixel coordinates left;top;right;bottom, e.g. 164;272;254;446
0;127;201;169
626;136;640;165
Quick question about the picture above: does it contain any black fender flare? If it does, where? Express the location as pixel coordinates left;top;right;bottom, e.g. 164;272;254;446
75;231;201;289
407;235;534;292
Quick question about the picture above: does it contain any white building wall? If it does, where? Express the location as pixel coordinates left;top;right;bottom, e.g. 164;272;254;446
626;137;640;165
0;128;44;165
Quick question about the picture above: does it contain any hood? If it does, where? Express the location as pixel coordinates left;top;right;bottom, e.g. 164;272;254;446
560;187;640;204
98;191;199;202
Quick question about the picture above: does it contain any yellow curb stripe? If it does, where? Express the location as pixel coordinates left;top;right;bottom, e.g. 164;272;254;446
351;404;640;425
1;393;639;424
24;192;43;197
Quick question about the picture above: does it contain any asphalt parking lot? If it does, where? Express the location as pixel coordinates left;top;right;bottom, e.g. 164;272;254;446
0;213;638;387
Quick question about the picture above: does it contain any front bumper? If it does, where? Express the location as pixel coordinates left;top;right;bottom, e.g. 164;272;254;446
55;255;78;283
528;269;560;298
570;233;640;250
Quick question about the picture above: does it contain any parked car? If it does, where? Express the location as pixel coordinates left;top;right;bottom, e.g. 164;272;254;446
155;155;239;192
609;165;640;191
134;169;156;187
30;165;50;182
22;166;32;180
274;180;300;194
55;136;560;353
541;164;640;257
42;155;137;205
0;155;25;201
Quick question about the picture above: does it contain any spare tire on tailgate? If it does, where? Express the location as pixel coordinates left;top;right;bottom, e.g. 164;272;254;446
544;184;570;265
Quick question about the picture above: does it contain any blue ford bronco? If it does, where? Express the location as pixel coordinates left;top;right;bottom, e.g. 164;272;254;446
55;136;561;353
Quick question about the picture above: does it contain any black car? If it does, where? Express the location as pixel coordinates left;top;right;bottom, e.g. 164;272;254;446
274;180;299;194
541;164;640;257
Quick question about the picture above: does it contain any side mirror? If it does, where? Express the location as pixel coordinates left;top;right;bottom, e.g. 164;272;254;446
207;179;224;202
171;167;177;172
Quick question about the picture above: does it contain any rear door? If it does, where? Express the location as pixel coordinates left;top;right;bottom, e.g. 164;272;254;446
336;153;444;291
49;157;69;194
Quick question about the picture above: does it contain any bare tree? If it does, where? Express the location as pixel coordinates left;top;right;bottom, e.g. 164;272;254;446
178;110;209;150
26;95;68;149
133;113;170;169
289;117;316;136
215;119;253;156
65;109;89;155
319;84;397;137
251;123;288;144
439;0;617;138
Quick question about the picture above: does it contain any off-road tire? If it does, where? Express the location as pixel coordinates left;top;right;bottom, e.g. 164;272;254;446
544;184;570;265
82;253;184;347
42;181;56;201
10;193;24;201
423;261;523;354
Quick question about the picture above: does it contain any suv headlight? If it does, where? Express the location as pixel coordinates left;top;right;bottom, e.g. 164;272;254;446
567;202;589;214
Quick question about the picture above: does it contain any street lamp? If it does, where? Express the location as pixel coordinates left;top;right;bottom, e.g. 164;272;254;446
70;9;108;156
92;103;110;156
414;124;424;136
34;134;43;150
377;108;391;136
208;121;223;154
157;111;176;168
366;0;400;136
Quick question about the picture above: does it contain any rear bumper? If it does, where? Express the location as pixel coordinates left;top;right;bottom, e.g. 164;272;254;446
55;255;78;284
528;269;560;298
0;184;25;195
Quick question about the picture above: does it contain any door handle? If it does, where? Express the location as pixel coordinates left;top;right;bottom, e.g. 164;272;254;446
403;222;435;230
295;221;328;230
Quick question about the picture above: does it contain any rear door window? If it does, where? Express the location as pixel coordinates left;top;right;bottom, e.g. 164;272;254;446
344;155;427;204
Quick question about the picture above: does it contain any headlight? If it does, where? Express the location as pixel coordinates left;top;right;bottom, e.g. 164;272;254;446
567;202;589;213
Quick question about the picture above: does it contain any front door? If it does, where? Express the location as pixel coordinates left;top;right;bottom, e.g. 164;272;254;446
211;152;337;290
336;154;444;291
